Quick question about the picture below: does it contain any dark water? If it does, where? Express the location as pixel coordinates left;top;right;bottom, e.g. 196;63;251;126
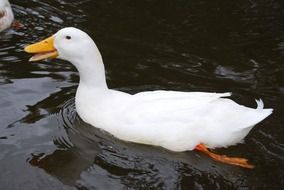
0;0;283;189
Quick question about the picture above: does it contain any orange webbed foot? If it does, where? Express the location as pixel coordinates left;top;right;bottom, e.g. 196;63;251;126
195;144;254;169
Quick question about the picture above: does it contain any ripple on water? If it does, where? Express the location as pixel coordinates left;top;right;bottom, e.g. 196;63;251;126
0;0;283;189
48;99;255;189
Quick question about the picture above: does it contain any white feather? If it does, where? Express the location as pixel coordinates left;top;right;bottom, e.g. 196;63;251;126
0;0;14;32
256;99;264;110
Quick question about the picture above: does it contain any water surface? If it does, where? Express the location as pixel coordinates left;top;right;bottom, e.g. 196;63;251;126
0;0;283;189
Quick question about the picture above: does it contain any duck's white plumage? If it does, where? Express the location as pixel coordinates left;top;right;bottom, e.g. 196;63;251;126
26;27;273;152
0;0;14;32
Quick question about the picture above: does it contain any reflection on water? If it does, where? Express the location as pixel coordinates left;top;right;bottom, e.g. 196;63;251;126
0;0;283;189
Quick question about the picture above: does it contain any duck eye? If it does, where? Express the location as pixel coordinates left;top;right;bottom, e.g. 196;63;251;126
66;36;71;40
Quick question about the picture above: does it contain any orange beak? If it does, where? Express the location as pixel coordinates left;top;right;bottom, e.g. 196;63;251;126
24;36;58;62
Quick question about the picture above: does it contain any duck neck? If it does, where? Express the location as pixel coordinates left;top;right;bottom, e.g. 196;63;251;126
73;51;108;90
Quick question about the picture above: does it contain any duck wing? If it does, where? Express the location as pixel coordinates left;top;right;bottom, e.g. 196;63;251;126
121;91;272;147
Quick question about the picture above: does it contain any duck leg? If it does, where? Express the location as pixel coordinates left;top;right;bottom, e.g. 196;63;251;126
195;143;254;169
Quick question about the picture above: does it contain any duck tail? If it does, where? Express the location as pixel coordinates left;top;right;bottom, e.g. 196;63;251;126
255;98;273;119
232;99;272;132
256;99;264;110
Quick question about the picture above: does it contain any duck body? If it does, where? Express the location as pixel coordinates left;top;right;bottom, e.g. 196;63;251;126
25;27;273;153
76;84;272;151
0;0;14;32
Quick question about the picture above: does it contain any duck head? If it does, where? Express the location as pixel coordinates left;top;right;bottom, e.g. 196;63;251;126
24;27;102;67
25;27;107;87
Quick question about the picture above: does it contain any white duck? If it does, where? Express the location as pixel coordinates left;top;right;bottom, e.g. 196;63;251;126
0;0;14;32
25;27;273;168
